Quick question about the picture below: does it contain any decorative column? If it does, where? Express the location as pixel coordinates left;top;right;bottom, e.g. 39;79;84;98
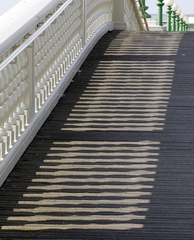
171;3;178;31
157;0;164;26
164;0;174;31
183;18;186;31
183;17;188;31
175;8;181;31
185;17;189;31
180;12;185;31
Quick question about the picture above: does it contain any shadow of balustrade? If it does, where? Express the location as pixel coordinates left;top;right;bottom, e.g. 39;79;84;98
0;31;194;239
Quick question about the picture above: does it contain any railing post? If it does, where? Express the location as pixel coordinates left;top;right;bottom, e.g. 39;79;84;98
164;0;174;31
175;16;180;31
184;22;186;31
166;6;172;31
175;8;181;31
185;17;189;31
26;43;35;122
157;0;164;26
0;136;5;161
171;3;178;31
180;19;184;31
180;12;185;31
113;0;126;30
171;11;176;31
82;0;86;45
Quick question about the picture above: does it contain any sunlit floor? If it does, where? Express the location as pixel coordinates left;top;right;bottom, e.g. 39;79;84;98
0;31;194;239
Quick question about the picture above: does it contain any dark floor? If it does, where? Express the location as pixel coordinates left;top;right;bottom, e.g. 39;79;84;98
0;31;194;239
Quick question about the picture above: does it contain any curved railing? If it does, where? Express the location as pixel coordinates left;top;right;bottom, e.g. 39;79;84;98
0;0;148;185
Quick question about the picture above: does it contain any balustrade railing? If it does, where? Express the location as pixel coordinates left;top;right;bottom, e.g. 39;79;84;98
0;0;148;185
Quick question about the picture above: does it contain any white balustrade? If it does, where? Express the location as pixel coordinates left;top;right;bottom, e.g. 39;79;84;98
0;0;147;185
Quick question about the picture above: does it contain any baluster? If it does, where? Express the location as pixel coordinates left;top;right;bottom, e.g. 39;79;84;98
0;135;5;161
43;71;52;97
15;85;25;132
21;82;29;126
4;85;14;148
0;105;9;155
4;121;13;149
11;88;21;137
9;115;18;143
35;86;41;112
41;77;49;101
37;81;45;105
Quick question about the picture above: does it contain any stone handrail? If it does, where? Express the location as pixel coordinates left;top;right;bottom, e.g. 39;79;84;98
0;0;146;185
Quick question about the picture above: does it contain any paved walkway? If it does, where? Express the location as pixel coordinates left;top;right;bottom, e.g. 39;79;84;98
0;31;194;239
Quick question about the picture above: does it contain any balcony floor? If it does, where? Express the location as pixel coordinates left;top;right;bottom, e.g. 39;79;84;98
0;30;194;239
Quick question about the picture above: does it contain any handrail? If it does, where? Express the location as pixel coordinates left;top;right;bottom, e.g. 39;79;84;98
136;0;149;31
0;0;148;186
0;0;73;71
0;0;115;186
